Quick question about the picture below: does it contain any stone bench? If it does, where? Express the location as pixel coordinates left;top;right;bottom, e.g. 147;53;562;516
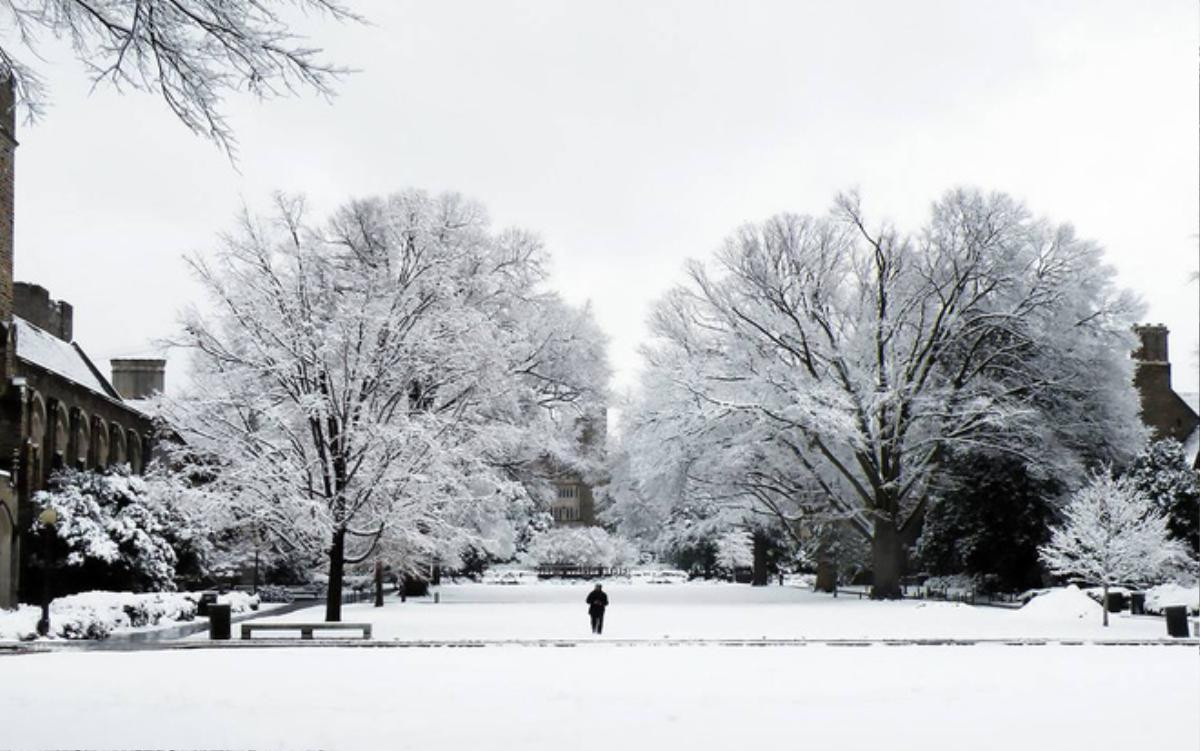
241;622;372;640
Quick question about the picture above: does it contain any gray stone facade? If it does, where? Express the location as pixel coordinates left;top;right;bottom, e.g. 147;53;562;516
0;76;158;609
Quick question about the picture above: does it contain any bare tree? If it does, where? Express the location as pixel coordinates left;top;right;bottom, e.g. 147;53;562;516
0;0;360;151
167;191;609;621
631;188;1146;598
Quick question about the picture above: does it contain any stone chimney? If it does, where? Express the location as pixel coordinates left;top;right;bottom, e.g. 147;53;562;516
110;358;166;400
13;282;73;341
1133;324;1171;398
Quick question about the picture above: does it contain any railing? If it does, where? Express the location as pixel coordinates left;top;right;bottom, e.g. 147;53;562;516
535;565;629;579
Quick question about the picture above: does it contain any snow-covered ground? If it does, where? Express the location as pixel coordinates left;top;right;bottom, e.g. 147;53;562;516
211;581;1186;641
2;644;1196;750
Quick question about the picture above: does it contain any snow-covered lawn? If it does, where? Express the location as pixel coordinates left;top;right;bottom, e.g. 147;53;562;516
216;582;1184;641
1;644;1196;750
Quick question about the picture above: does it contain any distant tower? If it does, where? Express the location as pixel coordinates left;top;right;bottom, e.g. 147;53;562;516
1132;324;1198;442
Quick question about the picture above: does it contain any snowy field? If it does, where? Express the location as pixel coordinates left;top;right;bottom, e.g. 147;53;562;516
2;643;1196;750
211;581;1185;642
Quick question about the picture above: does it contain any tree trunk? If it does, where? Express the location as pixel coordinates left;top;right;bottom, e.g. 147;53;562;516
814;528;837;592
815;557;838;593
870;518;903;599
1101;583;1109;627
751;530;769;586
325;527;346;622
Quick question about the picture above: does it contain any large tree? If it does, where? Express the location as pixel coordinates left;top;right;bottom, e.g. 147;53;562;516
166;191;608;620
0;0;359;150
629;188;1144;598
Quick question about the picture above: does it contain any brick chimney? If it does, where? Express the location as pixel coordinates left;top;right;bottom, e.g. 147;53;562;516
110;358;166;400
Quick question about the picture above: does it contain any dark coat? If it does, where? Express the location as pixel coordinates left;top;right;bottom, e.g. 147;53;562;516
586;589;609;614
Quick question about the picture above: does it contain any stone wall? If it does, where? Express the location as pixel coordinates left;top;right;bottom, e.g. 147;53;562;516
0;76;14;327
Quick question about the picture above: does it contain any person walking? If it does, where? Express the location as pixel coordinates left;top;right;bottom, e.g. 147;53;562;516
586;583;609;635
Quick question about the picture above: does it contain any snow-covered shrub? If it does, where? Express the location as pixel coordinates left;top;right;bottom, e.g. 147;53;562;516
523;527;639;568
255;585;294;603
921;574;981;596
0;591;259;641
1018;585;1101;621
32;466;213;593
1144;582;1200;616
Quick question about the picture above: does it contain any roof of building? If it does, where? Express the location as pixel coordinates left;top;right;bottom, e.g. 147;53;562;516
1179;392;1199;417
14;317;122;401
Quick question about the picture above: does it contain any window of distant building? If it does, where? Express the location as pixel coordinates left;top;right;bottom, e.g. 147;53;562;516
557;485;576;499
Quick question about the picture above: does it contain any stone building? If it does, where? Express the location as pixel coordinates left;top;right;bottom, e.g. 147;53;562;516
0;79;164;609
1132;324;1199;466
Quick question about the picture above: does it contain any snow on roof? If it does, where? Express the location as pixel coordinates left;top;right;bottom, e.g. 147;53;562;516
1179;392;1199;417
122;398;156;418
14;317;118;399
1183;425;1200;468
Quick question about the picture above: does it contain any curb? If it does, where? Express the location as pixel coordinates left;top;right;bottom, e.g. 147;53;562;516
4;636;1198;655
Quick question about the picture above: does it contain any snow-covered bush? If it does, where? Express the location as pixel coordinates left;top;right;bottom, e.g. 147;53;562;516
33;468;182;592
1018;585;1101;621
1144;582;1200;616
523;527;639;568
0;591;259;641
921;574;981;596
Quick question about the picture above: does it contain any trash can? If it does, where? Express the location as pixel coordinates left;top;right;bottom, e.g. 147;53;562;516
1129;592;1145;615
197;592;218;616
1164;605;1189;638
208;603;232;640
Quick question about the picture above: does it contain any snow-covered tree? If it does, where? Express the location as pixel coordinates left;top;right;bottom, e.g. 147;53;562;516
1039;470;1189;626
522;527;638;569
166;190;608;620
0;0;361;151
1124;439;1199;556
629;188;1145;598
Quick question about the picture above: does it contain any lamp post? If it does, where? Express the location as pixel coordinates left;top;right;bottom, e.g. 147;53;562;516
35;506;58;637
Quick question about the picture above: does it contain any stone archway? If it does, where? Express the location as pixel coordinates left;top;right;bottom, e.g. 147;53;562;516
127;430;143;475
109;423;126;468
72;409;90;470
91;416;108;469
25;391;46;494
50;403;69;472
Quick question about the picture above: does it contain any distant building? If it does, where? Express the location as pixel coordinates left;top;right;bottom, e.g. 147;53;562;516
1132;324;1199;466
548;410;607;527
0;79;163;609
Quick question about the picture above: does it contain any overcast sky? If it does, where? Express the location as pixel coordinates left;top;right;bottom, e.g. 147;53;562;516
10;0;1199;397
